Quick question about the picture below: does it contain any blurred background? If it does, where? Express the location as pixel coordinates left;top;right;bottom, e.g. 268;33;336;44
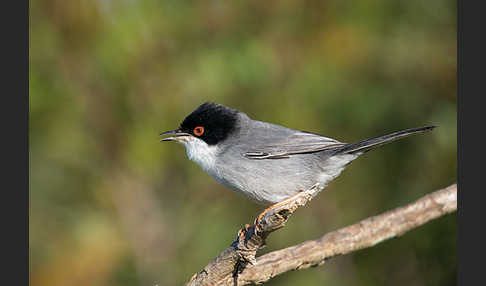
30;0;456;285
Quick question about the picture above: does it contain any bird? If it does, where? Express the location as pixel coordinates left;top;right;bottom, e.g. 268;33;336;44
160;102;435;217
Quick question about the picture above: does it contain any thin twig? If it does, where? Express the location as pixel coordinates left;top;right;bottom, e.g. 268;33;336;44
185;184;457;286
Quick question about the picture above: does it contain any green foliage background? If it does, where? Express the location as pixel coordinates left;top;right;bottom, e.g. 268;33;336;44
30;1;456;285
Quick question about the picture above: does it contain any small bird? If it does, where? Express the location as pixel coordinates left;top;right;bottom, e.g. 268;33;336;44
160;102;435;210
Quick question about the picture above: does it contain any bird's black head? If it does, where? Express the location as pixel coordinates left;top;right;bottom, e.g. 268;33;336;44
178;102;240;145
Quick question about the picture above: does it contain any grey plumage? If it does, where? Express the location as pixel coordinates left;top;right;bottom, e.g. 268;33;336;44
161;103;435;205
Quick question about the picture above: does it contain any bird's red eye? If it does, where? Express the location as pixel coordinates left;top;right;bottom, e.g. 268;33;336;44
193;126;205;136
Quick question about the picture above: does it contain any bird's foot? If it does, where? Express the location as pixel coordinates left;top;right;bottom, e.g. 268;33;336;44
254;191;306;232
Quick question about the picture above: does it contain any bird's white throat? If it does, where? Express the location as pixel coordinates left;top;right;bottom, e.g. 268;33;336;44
181;137;219;174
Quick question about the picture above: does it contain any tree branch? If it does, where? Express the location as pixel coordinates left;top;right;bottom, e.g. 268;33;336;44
185;183;457;286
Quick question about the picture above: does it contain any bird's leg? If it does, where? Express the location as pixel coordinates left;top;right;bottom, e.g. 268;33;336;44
254;191;305;230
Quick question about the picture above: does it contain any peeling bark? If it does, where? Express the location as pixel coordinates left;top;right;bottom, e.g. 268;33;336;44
185;184;457;286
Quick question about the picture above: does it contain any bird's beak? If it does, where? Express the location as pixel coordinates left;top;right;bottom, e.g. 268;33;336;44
159;129;191;142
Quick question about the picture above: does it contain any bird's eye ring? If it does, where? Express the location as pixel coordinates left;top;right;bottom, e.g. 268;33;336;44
193;126;204;136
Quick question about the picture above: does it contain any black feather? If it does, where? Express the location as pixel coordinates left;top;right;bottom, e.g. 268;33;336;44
180;102;239;145
333;126;436;155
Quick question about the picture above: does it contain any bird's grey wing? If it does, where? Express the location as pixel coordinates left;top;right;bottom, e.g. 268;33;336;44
243;131;346;159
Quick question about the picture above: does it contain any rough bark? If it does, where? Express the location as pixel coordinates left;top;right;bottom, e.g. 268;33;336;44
185;183;457;286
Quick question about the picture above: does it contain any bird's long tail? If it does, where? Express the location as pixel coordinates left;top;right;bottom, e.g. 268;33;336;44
334;126;436;155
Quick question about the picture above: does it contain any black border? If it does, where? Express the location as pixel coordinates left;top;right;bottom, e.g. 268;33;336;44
3;0;29;285
457;1;484;285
